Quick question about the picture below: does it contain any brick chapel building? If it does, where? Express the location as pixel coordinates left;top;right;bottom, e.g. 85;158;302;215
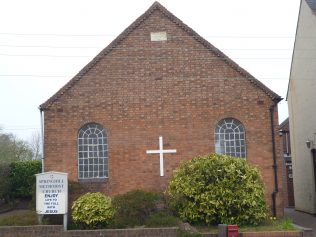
40;2;284;216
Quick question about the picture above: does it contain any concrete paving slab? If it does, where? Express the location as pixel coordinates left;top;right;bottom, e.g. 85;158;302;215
284;207;316;237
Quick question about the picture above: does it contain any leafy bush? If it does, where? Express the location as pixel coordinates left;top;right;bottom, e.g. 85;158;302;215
0;163;12;202
9;160;41;199
71;192;114;229
167;154;267;226
145;212;180;227
110;189;162;228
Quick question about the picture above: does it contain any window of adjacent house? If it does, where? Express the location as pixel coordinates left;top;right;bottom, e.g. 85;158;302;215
78;123;108;180
215;118;246;158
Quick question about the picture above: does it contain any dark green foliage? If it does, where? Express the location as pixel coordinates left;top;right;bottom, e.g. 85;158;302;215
0;160;41;202
9;160;41;198
0;163;12;202
29;183;36;210
167;154;267;226
145;212;180;227
110;189;162;228
0;132;34;202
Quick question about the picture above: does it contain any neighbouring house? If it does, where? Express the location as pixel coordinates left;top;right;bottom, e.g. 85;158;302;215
279;118;295;207
40;2;284;216
288;0;316;214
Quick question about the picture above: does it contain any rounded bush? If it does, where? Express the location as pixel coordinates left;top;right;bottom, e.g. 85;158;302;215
110;189;162;228
167;154;267;226
71;192;114;229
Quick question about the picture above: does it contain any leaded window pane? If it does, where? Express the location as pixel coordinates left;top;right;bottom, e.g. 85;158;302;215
78;123;108;179
214;118;246;158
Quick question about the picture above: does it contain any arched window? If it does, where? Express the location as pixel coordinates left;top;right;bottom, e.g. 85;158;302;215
78;123;108;180
215;118;246;158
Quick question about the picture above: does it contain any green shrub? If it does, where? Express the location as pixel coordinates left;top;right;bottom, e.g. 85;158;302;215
110;189;162;228
9;160;41;199
0;163;12;202
167;154;267;226
145;212;180;227
71;192;114;229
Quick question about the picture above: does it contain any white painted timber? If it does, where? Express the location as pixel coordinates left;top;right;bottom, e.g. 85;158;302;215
36;171;68;215
146;136;176;176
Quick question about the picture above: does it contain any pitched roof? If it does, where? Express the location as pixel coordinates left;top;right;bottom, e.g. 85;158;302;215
306;0;316;14
40;1;282;110
279;117;289;129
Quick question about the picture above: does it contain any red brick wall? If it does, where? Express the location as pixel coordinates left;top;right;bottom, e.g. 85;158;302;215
0;225;63;237
0;226;178;237
0;226;304;237
279;120;295;207
280;121;291;155
43;9;283;216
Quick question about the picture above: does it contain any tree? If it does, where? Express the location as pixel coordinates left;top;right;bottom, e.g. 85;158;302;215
0;129;34;202
27;132;42;160
0;131;32;164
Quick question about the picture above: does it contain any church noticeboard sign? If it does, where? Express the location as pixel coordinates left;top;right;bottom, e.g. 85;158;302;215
36;172;68;215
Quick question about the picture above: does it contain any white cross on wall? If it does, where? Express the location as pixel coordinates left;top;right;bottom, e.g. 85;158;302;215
146;136;177;177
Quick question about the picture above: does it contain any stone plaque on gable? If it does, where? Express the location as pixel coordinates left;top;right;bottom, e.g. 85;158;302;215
150;32;167;41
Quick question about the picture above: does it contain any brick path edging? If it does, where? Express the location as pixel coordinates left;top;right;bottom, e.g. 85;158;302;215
0;225;311;237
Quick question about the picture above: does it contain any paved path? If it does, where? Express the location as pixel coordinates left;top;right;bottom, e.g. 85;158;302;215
284;207;316;236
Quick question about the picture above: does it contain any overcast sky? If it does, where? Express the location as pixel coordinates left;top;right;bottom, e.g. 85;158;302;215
0;0;300;141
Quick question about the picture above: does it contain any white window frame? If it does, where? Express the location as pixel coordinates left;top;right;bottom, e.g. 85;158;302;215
215;118;246;158
78;123;108;180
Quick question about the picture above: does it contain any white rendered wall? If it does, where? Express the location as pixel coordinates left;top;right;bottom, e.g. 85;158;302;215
288;0;316;214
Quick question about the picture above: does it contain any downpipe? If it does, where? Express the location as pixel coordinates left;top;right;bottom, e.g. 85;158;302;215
270;101;279;217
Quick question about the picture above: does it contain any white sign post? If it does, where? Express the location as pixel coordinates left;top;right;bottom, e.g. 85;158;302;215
36;172;68;230
146;136;177;176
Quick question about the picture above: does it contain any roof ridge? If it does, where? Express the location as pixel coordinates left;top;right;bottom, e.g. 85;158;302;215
152;2;282;102
279;117;289;128
40;2;281;110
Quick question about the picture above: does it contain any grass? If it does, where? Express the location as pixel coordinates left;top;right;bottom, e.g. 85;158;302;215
177;229;201;237
0;210;39;226
0;207;298;234
240;218;297;232
195;218;297;233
